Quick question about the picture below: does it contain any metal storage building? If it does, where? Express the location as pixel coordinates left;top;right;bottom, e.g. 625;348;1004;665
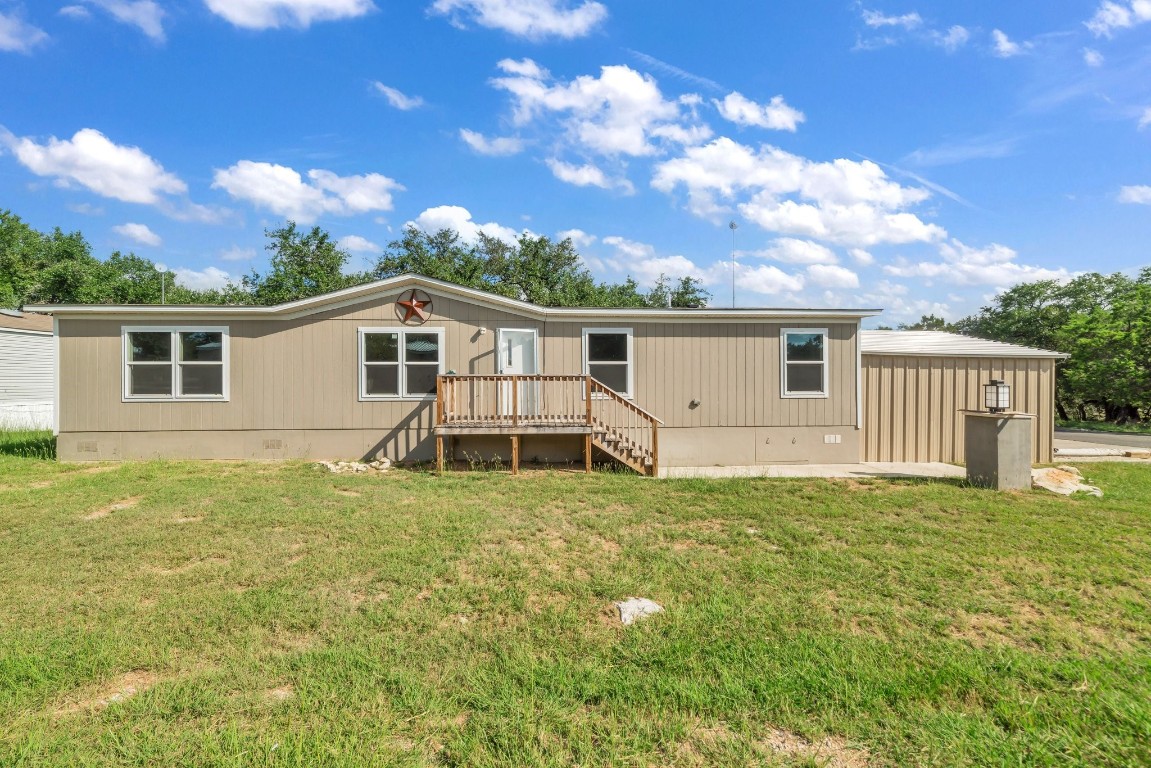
860;331;1066;465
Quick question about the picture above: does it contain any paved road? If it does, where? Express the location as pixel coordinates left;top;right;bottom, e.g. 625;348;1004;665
1055;429;1151;449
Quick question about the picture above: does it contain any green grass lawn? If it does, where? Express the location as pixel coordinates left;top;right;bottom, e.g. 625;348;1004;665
1;448;1149;767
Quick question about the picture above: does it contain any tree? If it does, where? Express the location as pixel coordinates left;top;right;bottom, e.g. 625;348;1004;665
242;222;361;305
898;313;954;331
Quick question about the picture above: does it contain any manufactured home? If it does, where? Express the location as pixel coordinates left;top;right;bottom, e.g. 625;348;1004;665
0;310;54;431
27;275;1062;473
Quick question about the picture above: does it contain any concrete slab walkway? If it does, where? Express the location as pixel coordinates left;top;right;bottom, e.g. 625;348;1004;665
661;462;964;480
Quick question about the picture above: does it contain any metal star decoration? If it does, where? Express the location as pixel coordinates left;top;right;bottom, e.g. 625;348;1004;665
396;289;432;324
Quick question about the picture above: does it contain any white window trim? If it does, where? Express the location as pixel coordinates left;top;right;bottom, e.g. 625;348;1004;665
359;327;445;401
121;326;230;403
780;327;829;399
582;327;634;399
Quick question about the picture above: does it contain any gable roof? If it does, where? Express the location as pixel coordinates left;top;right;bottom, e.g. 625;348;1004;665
861;330;1067;359
0;310;53;334
25;274;881;322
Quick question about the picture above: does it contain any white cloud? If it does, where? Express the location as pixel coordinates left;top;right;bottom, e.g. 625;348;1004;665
86;1;165;42
220;246;257;262
1086;0;1151;36
59;5;91;19
732;263;805;295
652;137;942;247
491;59;705;157
1139;108;1151;129
371;82;424;110
546;158;634;192
337;234;380;253
714;92;805;132
204;0;375;29
68;202;104;215
0;11;49;53
429;0;607;40
755;238;838;265
113;222;162;246
459;129;525;156
408;205;523;244
861;9;922;29
932;25;970;52
212;161;403;223
1;127;186;204
991;29;1028;58
602;235;655;260
849;248;874;265
806;263;859;289
557;228;596;248
174;266;231;291
883;239;1072;287
1118;185;1151;204
1083;48;1104;67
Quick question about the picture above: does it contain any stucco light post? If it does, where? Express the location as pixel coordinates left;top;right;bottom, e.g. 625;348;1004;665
964;378;1033;491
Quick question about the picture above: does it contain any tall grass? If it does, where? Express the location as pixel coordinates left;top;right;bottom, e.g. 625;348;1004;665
0;429;56;459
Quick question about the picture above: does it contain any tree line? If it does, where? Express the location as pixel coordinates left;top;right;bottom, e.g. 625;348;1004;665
3;209;1147;424
0;210;708;310
887;272;1151;425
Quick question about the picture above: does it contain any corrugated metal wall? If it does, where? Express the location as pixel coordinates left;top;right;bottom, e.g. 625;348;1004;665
861;354;1055;464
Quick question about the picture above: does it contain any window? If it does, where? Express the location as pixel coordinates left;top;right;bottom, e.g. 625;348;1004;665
781;328;828;398
583;328;633;397
359;327;444;400
122;327;228;401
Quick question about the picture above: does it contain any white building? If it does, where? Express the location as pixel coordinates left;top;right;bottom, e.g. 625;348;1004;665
0;310;54;431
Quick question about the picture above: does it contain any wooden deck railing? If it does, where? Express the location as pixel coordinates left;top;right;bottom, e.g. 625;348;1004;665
435;374;662;475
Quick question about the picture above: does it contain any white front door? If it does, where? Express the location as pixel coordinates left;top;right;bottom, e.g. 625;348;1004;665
498;329;539;418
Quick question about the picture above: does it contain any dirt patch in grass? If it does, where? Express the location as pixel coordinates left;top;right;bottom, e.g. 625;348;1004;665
263;684;294;702
674;722;872;767
72;465;120;475
54;670;160;716
84;496;143;521
759;727;872;767
173;515;203;524
148;556;229;575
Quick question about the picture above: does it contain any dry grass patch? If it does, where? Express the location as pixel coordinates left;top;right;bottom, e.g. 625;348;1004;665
83;495;143;520
54;671;160;716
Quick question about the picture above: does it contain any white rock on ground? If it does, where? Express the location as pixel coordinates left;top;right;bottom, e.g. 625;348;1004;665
615;597;663;626
1032;466;1103;497
318;458;392;474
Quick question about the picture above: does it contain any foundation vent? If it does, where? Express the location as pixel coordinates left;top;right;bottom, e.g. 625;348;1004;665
263;439;284;450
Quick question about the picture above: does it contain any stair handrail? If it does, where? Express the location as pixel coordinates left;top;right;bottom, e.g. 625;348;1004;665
587;377;665;425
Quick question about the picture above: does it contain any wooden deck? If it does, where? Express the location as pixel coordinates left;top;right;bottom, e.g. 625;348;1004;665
434;374;661;475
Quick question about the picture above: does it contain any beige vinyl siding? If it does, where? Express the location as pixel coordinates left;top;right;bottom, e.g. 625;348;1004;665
541;321;857;429
861;354;1055;465
58;293;540;435
58;292;859;437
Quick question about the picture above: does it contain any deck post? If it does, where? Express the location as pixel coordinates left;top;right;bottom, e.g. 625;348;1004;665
585;376;593;425
510;435;520;475
512;376;519;427
436;435;444;474
651;422;659;478
584;433;592;474
436;376;445;426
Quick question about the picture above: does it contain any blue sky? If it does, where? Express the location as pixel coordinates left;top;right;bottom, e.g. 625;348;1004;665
2;0;1150;322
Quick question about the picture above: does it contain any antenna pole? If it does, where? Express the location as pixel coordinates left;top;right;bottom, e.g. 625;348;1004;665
728;220;738;308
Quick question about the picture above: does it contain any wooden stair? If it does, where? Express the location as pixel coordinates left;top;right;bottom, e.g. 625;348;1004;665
592;421;655;475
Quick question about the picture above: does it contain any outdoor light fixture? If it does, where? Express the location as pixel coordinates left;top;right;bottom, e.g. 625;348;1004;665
984;379;1010;414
